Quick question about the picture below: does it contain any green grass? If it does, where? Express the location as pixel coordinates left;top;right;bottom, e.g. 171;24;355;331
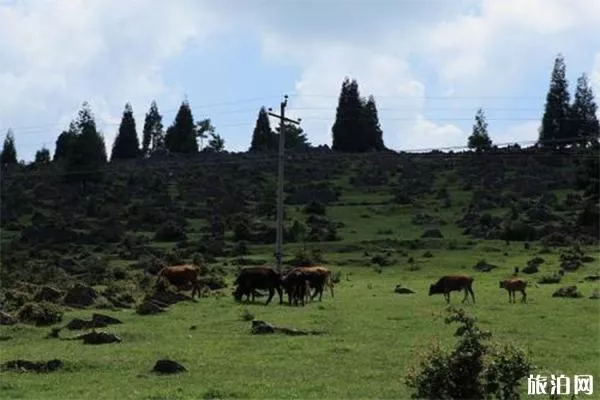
1;247;599;399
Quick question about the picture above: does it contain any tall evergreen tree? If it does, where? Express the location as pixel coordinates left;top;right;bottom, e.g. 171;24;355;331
142;101;164;156
111;103;140;160
569;73;600;147
539;54;571;148
34;147;51;164
165;101;198;154
249;107;277;152
332;78;366;152
65;102;108;185
362;95;385;151
54;122;78;162
275;123;311;150
0;129;17;165
467;108;492;152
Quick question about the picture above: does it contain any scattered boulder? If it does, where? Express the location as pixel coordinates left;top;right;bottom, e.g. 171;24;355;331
1;359;63;373
33;286;64;303
552;286;583;299
152;359;186;374
66;318;95;330
0;310;17;325
17;302;63;326
473;260;498;272
582;274;600;282
136;300;167;315
63;284;98;308
62;331;122;344
421;229;443;238
394;285;415;294
92;313;122;326
250;320;325;336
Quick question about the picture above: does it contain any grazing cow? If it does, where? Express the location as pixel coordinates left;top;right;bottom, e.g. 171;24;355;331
156;265;201;299
499;279;528;303
282;270;311;306
233;266;283;305
429;275;475;304
292;266;334;302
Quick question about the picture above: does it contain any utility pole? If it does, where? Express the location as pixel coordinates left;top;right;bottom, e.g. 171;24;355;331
268;95;301;274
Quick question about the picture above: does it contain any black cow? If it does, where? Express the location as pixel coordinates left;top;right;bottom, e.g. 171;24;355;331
429;275;475;303
233;266;283;305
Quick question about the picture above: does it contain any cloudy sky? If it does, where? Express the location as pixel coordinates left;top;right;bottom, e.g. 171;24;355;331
1;0;599;161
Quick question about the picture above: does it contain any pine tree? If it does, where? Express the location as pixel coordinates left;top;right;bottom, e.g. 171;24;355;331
0;129;17;165
34;147;51;164
111;103;140;161
570;73;600;148
65;102;108;185
142;101;164;157
332;78;365;152
539;54;571;148
249;107;276;152
275;123;311;150
467;108;492;152
362;95;385;151
165;101;198;154
54;123;78;162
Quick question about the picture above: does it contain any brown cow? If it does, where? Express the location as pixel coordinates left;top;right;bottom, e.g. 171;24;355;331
282;270;311;306
156;265;201;299
292;266;334;302
499;279;527;303
233;266;283;305
429;275;475;304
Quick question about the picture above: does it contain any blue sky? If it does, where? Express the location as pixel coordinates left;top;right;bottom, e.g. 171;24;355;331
1;0;599;161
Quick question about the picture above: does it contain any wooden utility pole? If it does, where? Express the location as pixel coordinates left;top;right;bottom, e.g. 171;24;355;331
268;95;301;273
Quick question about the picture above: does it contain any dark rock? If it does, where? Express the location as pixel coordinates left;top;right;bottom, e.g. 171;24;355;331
421;229;443;238
552;286;583;298
1;359;63;373
394;285;415;294
473;260;498;272
63;284;98;308
136;300;166;315
0;310;17;325
152;359;186;374
33;286;64;303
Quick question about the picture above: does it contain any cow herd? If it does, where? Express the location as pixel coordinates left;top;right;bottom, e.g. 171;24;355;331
155;265;529;307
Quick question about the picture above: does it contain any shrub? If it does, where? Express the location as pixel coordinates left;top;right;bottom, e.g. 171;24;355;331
155;221;187;242
17;301;64;326
405;307;534;399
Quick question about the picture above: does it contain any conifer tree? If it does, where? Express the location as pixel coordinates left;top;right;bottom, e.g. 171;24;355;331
362;95;385;151
111;103;140;160
54;123;78;162
332;78;365;152
34;147;51;164
570;73;600;147
142;101;164;156
0;129;17;165
249;107;276;152
275;123;311;150
539;54;571;148
467;108;492;152
165;101;198;153
65;102;107;185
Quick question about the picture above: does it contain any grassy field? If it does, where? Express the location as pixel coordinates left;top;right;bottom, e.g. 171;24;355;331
1;242;599;399
1;152;599;399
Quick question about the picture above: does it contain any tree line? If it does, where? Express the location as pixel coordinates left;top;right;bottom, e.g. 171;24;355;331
467;53;599;152
1;53;598;166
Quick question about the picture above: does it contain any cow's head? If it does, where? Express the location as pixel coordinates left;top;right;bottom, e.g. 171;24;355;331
499;281;504;288
232;286;243;302
428;282;442;295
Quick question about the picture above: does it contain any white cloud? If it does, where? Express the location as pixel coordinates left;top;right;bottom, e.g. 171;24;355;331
0;0;222;159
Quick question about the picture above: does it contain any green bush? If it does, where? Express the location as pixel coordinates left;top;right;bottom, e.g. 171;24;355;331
405;307;534;399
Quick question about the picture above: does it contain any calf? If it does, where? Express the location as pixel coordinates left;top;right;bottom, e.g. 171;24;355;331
429;275;475;304
233;266;283;305
292;266;334;302
282;270;311;306
499;279;527;303
156;265;201;299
